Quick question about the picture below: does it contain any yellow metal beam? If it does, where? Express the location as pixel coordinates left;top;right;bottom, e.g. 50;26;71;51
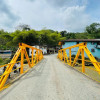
23;48;31;67
81;48;85;73
72;48;81;67
69;49;71;65
32;49;34;66
84;46;100;73
20;48;24;74
19;43;42;52
63;50;66;63
0;48;22;89
58;42;100;75
59;42;86;51
0;43;43;90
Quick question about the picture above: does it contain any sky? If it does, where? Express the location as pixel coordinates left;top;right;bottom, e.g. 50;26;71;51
0;0;100;32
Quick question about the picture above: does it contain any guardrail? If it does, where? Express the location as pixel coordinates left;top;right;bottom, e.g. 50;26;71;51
0;43;43;90
58;42;100;74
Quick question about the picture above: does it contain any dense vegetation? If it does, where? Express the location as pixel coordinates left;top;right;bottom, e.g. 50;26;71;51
61;23;100;39
0;26;66;64
0;22;100;65
0;22;100;51
0;28;65;50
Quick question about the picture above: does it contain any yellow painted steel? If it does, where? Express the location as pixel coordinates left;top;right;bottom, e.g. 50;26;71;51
21;48;24;74
63;50;66;63
32;49;34;66
81;48;85;73
83;46;100;73
72;48;81;67
69;49;71;65
58;42;100;75
0;48;22;89
0;43;43;90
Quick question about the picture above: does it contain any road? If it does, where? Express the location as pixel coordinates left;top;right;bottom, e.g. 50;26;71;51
0;54;100;100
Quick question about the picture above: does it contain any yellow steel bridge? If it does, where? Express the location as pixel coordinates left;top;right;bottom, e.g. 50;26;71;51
0;42;100;100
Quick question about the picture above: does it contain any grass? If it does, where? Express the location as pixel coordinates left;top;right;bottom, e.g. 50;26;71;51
0;58;11;66
74;66;100;82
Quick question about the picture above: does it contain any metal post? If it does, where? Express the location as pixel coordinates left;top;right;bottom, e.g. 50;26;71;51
37;50;38;63
72;48;81;67
32;49;34;66
61;51;63;60
60;51;61;59
64;50;65;63
38;51;40;61
20;48;24;74
39;51;40;60
82;48;85;73
59;51;60;59
69;49;71;65
40;51;42;60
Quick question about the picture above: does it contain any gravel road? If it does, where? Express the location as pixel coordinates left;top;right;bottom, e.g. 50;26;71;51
0;54;100;100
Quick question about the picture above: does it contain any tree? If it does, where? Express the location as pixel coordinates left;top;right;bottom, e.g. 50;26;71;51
0;33;12;50
0;29;5;34
49;32;66;46
65;33;76;39
0;28;66;50
60;31;67;37
86;23;100;34
38;30;65;47
12;30;39;46
16;24;31;31
85;23;100;38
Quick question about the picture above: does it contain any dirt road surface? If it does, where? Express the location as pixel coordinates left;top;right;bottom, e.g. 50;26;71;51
0;54;100;100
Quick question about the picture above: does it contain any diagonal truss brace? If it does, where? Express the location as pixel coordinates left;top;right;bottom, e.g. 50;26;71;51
0;46;31;89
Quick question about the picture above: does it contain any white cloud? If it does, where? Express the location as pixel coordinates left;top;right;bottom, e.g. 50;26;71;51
29;0;88;8
0;0;19;31
62;6;91;32
7;0;66;31
2;0;91;32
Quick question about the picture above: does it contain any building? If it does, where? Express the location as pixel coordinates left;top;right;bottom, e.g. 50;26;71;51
47;46;60;54
29;45;60;56
29;45;47;56
61;39;100;58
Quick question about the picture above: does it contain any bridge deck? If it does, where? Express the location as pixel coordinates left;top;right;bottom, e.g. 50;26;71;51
0;54;100;100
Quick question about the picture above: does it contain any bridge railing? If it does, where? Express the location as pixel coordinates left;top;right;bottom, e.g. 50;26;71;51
0;43;43;90
58;42;100;75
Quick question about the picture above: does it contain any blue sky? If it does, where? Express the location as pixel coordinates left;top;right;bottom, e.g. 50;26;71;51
86;0;100;20
0;0;100;32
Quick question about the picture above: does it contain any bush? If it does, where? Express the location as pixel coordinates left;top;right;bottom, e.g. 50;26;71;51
0;57;3;63
4;58;11;64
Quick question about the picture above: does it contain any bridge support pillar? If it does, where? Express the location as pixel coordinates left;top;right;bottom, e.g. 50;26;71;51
82;48;85;73
64;50;65;63
32;49;34;66
20;48;24;74
69;49;71;65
